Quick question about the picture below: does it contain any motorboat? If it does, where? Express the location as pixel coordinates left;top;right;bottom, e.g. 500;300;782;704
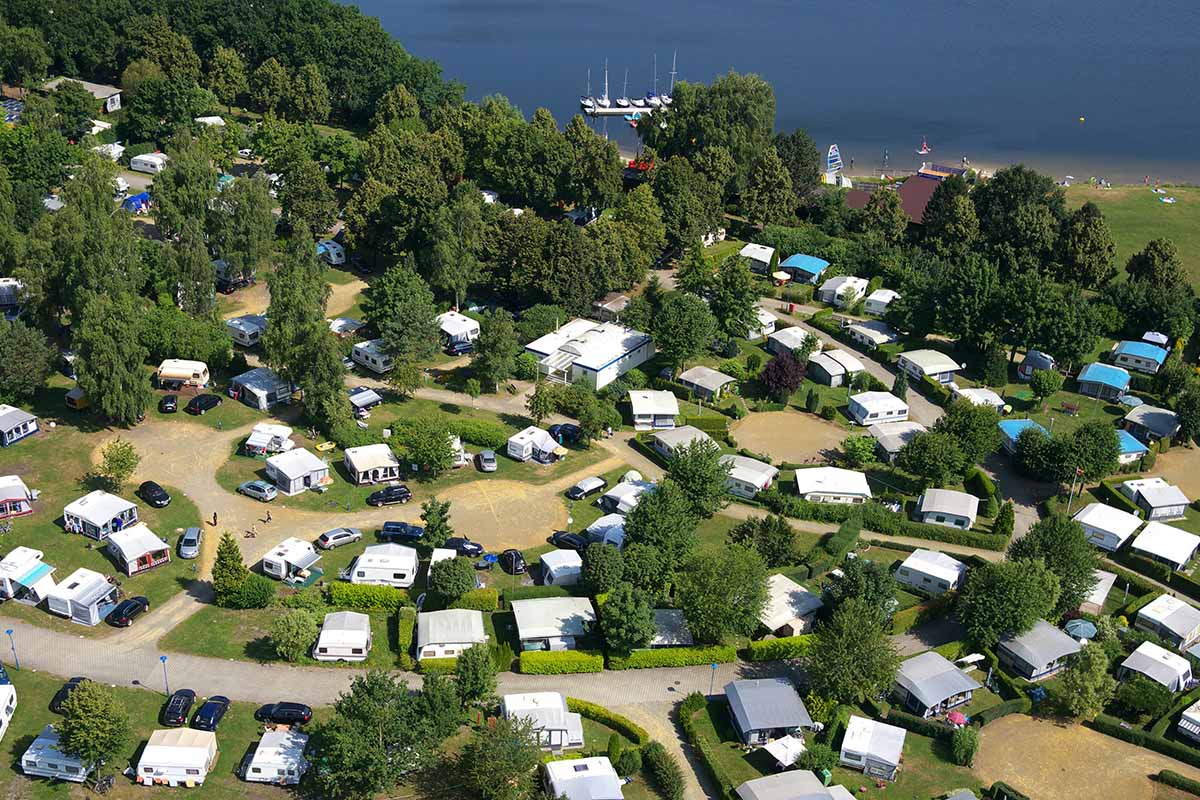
916;136;932;155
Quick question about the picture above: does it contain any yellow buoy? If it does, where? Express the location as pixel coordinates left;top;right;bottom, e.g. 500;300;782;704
1079;116;1086;123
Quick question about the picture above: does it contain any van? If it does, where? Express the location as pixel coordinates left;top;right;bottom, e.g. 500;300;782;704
65;387;89;411
155;359;210;389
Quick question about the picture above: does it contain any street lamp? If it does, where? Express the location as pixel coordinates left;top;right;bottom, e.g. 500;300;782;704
5;629;17;671
159;655;169;696
708;663;718;697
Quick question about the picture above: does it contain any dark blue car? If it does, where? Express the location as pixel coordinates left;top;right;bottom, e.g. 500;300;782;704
191;695;230;731
379;521;423;542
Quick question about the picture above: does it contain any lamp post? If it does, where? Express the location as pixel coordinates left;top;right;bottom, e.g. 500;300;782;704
5;629;17;671
160;655;169;696
708;663;718;697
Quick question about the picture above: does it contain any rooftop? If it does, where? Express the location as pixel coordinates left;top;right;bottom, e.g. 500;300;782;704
998;619;1081;668
63;490;136;525
895;651;982;708
1133;521;1200;566
739;243;776;263
898;349;961;374
725;678;812;732
1072;502;1143;539
998;418;1049;442
1078;362;1131;390
436;311;479;337
511;597;596;640
847;319;899;345
266;448;327;479
869;421;927;453
779;253;829;276
653;425;716;452
899;549;966;585
525;319;651;371
794;467;871;498
417;609;487;648
627;390;680;417
761;574;823;630
1117;429;1151;455
1124;405;1181;438
1139;594;1200;640
677;365;737;393
106;523;165;559
850;391;909;414
650;608;694;647
841;715;906;765
1122;641;1191;687
917;488;979;519
1114;340;1169;365
721;454;780;487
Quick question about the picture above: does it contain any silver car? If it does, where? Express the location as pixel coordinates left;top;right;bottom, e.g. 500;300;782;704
178;527;202;559
238;480;278;502
476;450;498;472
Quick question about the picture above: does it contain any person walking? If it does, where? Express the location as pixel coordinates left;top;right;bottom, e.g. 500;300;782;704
266;510;272;524
212;511;218;527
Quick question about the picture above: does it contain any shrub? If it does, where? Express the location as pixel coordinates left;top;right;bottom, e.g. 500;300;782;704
396;607;416;670
972;699;1030;726
281;587;327;611
429;556;475;602
1089;714;1200;769
884;709;953;741
745;635;816;661
330;421;384;449
951;726;980;766
417;657;458;673
449;588;499;611
641;741;685;800
615;747;642;777
1157;771;1200;797
823;704;853;748
503;584;575;602
819;404;837;420
519;650;604;674
607;645;736;670
326;582;409;611
448;418;510;449
566;698;650;744
268;608;319;662
988;781;1032;800
230;574;276;609
677;693;733;800
514;352;539;381
798;741;838;772
122;142;155;164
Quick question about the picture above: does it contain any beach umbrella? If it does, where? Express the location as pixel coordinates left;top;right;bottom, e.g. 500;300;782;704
1120;395;1145;408
947;711;967;725
1065;619;1097;639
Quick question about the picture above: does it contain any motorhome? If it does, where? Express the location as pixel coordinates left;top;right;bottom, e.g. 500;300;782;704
155;359;210;388
130;152;170;174
0;546;56;604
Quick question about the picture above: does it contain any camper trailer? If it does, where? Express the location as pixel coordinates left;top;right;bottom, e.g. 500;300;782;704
225;314;267;347
21;725;91;783
243;423;295;456
541;549;583;586
507;426;560;463
243;730;309;785
314;611;372;662
130;152;169;174
262;537;322;586
136;729;219;787
344;544;418;589
156;359;210;389
46;567;119;626
0;475;35;519
351;339;394;374
0;546;56;604
0;684;14;744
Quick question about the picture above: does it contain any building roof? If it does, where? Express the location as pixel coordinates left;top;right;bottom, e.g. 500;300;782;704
917;489;979;520
898;349;960;375
0;475;31;504
653;425;716;453
47;567;113;607
819;276;868;295
824;350;865;374
808;352;845;378
509;425;558;452
63;490;136;526
232;366;289;396
1122;641;1191;687
544;757;623;800
141;729;217;771
896;175;942;223
1124;405;1181;439
542;548;583;573
847;319;899;345
869;421;927;454
721;455;780;487
343;444;399;473
225;314;267;335
725;678;812;732
677;366;737;393
997;418;1048;444
650;609;694;647
156;358;208;376
779;253;829;277
1139;595;1200;641
436;311;480;338
735;771;837;800
106;523;165;560
998;619;1081;668
761;574;824;630
352;338;389;359
42;78;121;98
1117;429;1151;455
593;292;630;315
267;448;326;480
739;243;776;263
895;651;982;708
1124;477;1189;506
318;611;371;647
1072;502;1143;541
416;609;487;649
0;404;36;431
1078;362;1131;391
511;597;596;640
1084;569;1118;610
767;327;814;352
355;543;417;568
953;387;1004;408
0;546;52;587
1133;521;1200;567
1114;340;1169;365
850;391;909;415
628;390;680;418
899;549;966;585
266;537;321;569
525;319;651;372
866;288;900;305
794;467;871;498
841;715;906;766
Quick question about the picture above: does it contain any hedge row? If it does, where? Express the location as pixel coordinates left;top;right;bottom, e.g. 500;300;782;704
980;648;1027;701
678;692;734;800
396;607;416;670
965;466;998;500
566;697;650;745
1089;714;1200;769
1097;480;1145;518
450;588;500;611
518;650;604;674
1158;770;1200;797
745;635;815;662
502;584;577;603
447;418;510;449
883;708;954;741
680;415;730;435
418;657;458;673
1110;548;1200;605
641;741;686;800
1123;591;1159;620
326;582;409;611
921;374;952;406
862;538;990;568
1151;685;1200;737
823;704;854;748
607;645;737;670
972;699;1030;727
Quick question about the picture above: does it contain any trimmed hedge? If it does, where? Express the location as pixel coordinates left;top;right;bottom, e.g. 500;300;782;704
642;740;686;800
448;419;509;449
396;607;416;670
1151;685;1200;737
418;657;458;673
1111;548;1200;605
326;582;409;611
502;584;576;602
972;698;1030;727
678;693;734;800
884;708;954;741
921;375;952;406
746;635;816;662
1158;770;1200;797
1088;714;1200;769
1097;480;1145;518
987;781;1031;800
681;415;730;435
1123;591;1159;619
607;645;737;670
823;704;854;748
450;588;500;611
518;650;604;674
566;697;650;745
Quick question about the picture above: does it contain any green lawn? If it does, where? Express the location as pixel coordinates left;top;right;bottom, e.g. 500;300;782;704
150;390;264;431
704;237;747;264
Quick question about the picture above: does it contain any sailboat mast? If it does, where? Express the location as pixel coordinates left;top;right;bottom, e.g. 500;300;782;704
603;59;609;101
653;53;658;95
669;50;677;93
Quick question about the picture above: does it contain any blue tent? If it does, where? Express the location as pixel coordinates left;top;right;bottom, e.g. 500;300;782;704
1065;619;1097;639
122;192;150;213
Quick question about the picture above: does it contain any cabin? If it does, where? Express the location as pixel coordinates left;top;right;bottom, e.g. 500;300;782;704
230;367;293;410
106;523;170;575
1121;477;1190;521
1081;569;1118;615
1072;502;1143;551
846;319;899;350
747;307;777;340
739;243;776;275
0;475;34;519
1076;363;1130;401
503;692;584;751
760;574;823;636
544;757;623;800
1136;594;1200;650
1131;521;1200;572
243;423;295;457
818;276;868;307
915;489;979;530
511;597;596;651
63;490;138;540
894;550;966;596
997;619;1081;680
721;455;779;500
265;448;330;496
436;311;481;345
346;544;417;589
225;314;267;347
869;421;927;464
896;349;960;385
1123;405;1181;444
155;359;209;389
777;252;830;282
21;725;91;783
676;366;737;401
46;567;118;626
807;350;864;387
864;289;899;316
839;716;905;781
0;547;56;604
650;425;716;461
541;549;583;586
793;467;872;504
262;537;322;585
893;651;981;718
725;678;812;745
314;611;372;662
1120;641;1192;691
1111;340;1169;375
343;444;401;485
243;730;308;786
507;426;560;463
417;609;488;661
525;319;654;391
0;405;38;447
43;77;121;112
1117;430;1151;465
848;391;908;425
592;292;630;322
1016;350;1056;381
997;419;1048;455
136;729;219;787
627;390;679;431
766;326;816;357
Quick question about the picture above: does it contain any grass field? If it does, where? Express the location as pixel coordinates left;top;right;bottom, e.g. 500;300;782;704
1066;184;1200;286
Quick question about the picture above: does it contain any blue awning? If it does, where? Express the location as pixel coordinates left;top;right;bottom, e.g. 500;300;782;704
15;561;52;587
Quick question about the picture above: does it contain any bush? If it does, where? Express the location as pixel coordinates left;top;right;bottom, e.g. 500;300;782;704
448;418;510;449
921;375;952;406
230;574;276;609
268;608;319;662
884;709;954;741
1097;480;1145;518
890;593;955;634
988;781;1032;800
641;741;685;800
122;142;155;164
281;587;327;611
798;741;837;772
951;726;980;766
449;588;499;611
514;352;539;381
607;645;736;670
396;607;416;670
417;657;458;673
823;704;854;748
330;421;384;449
1157;771;1200;797
566;698;650;745
972;698;1030;726
819;404;837;420
429;556;475;602
503;584;576;602
964;466;998;500
519;650;604;674
677;693;733;800
745;635;816;662
615;748;642;777
326;582;409;611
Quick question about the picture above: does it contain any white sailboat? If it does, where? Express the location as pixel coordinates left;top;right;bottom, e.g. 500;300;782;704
662;51;677;105
646;54;662;107
579;69;594;109
617;69;630;108
596;60;611;108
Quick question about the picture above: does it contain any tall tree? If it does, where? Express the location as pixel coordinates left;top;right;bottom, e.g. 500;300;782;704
583;543;625;594
206;47;248;112
957;559;1060;647
650;156;722;251
805;597;900;703
774;128;821;198
50;80;95;139
600;582;657;653
363;262;440;366
251;57;290;115
562;114;622;208
676;545;768;644
279;155;336;235
0;319;55;404
59;681;130;777
207;173;276;282
861;189;909;245
727;514;796;568
654;292;717;373
970;164;1066;260
290;63;332;123
472;309;521;391
896;431;967;487
0;25;51;88
151;137;218;241
741;145;795;226
455;643;497;709
456;715;542;800
933;399;1002;465
675;245;713;296
762;349;805;401
666;438;733;518
424;185;484;308
612;183;667;258
708;255;759;340
73;291;152;425
1057;202;1116;287
420;496;454;548
821;557;898;624
1059;646;1116;720
624;480;699;565
171;223;216;316
921;175;976;258
212;531;249;606
1008;515;1099;616
1125;238;1185;286
262;234;329;382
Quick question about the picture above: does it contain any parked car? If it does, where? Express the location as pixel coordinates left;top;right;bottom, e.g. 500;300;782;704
342;356;355;371
178;527;202;559
238;480;278;502
255;702;313;726
185;394;223;415
367;485;412;507
158;394;178;413
548;423;581;444
446;340;474;356
499;549;526;575
192;696;231;731
549;531;589;552
50;677;86;714
162;689;197;727
237;148;254;158
138;481;171;508
475;450;498;473
566;476;608;500
379;521;423;543
316;527;363;549
444;537;485;558
106;596;150;627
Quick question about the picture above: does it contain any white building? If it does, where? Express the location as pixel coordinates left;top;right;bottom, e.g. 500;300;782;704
894;550;966;596
230;367;293;410
343;444;401;485
807;350;865;387
847;391;908;425
793;467;872;504
511;597;596;651
21;725;91;782
677;366;737;401
346;544;417;589
650;425;716;461
720;455;779;499
0;405;38;447
437;311;481;344
244;730;308;786
504;692;584;751
225;314;267;347
628;390;679;431
351;339;394;374
243;423;295;457
544;757;623;800
951;387;1005;411
839;716;905;781
766;326;817;357
507;426;560;463
739;243;776;274
864;289;899;316
265;448;330;495
0;546;56;603
896;349;961;385
1132;521;1200;572
63;490;138;540
1072;502;1143;552
314;611;372;662
818;276;869;307
1120;641;1193;691
262;537;322;583
105;523;170;576
46;567;119;626
915;489;979;530
541;549;583;586
525;318;654;390
136;729;219;787
1136;594;1200;650
748;307;777;340
416;609;488;660
760;574;823;636
1120;478;1190;522
847;319;900;350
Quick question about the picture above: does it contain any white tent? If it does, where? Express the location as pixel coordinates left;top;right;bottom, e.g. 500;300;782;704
265;448;330;495
136;729;219;786
0;684;15;745
46;567;118;625
105;523;171;575
244;423;294;456
62;490;138;540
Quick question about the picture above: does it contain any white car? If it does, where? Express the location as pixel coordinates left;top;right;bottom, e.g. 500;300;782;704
237;148;254;159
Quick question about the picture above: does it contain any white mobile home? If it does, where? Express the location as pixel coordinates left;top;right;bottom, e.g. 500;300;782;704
417;609;488;660
676;366;737;401
225;314;267;347
896;349;961;385
0;546;56;603
106;523;171;575
262;537;322;584
503;692;584;751
511;597;596;651
265;448;329;495
848;391;908;425
343;443;401;485
766;326;816;357
895;550;966;596
346;544;418;588
721;455;779;499
507;426;560;463
1136;594;1200;650
244;730;308;785
864;289;899;316
0;475;32;520
46;567;119;626
997;619;1081;680
760;574;823;636
0;405;38;447
739;243;776;274
314;611;372;662
0;684;14;745
794;467;872;504
650;425;716;461
351;339;394;374
21;725;91;783
839;716;906;781
43;77;122;112
63;490;138;540
544;757;623;800
1072;502;1142;552
243;423;295;457
846;320;899;350
230;367;293;410
437;311;481;344
136;729;219;787
915;489;979;530
951;387;1005;411
540;549;583;586
869;421;926;464
818;276;868;307
1131;521;1200;571
525;318;654;391
1121;478;1190;522
130;152;169;174
155;359;210;388
628;390;679;431
748;307;777;340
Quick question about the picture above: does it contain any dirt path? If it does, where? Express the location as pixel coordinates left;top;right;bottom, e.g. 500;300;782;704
974;715;1200;799
730;409;846;464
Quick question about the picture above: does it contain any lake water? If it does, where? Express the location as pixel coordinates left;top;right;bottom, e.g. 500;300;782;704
357;0;1200;183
